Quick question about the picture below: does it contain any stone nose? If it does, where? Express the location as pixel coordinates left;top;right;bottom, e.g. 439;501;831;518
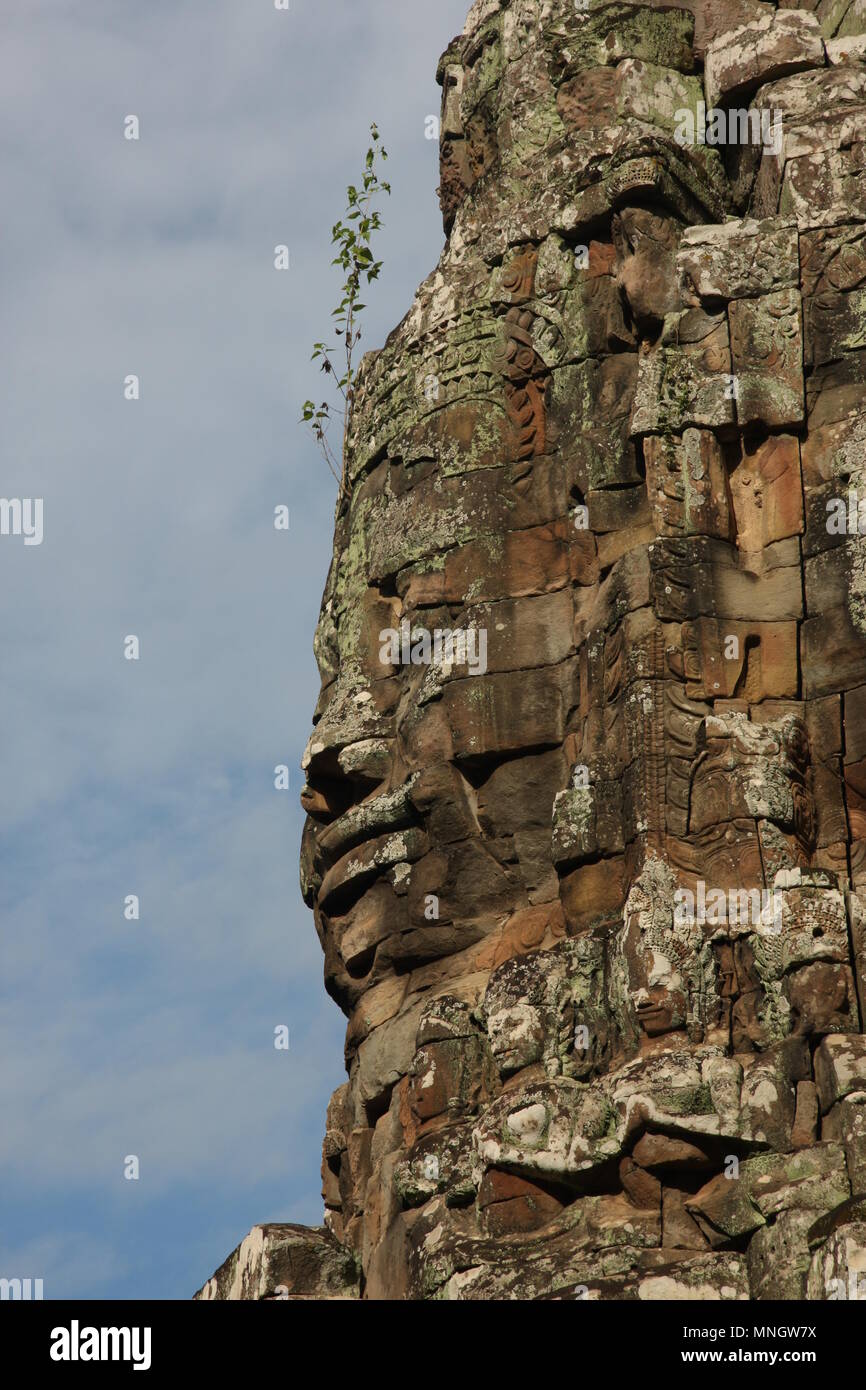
300;736;399;823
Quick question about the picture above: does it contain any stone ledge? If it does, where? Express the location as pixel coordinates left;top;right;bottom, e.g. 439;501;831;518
194;1223;360;1301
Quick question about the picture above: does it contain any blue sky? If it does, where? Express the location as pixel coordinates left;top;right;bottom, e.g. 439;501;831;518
0;0;471;1299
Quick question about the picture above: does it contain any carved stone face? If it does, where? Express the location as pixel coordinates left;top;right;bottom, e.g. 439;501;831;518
297;0;866;1302
613;208;683;331
620;884;696;1041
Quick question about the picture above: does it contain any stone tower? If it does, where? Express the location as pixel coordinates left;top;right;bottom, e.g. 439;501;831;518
198;0;866;1301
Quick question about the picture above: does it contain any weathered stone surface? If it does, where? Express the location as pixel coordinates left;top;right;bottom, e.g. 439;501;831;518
194;1225;359;1301
815;1034;866;1112
748;1208;825;1299
728;289;805;427
792;1079;821;1149
806;1219;866;1298
198;0;866;1302
705;11;825;109
678;218;800;305
686;1144;850;1241
750;68;866;229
